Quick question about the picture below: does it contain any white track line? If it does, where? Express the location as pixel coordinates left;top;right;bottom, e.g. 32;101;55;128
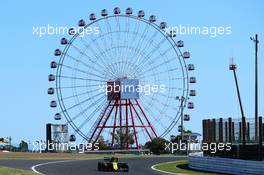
151;161;185;175
31;157;184;174
31;159;88;174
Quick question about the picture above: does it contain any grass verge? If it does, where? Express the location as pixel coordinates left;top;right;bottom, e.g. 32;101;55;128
0;152;180;160
0;152;139;160
0;166;37;175
153;160;219;175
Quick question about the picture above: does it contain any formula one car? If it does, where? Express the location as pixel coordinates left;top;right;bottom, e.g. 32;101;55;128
97;157;129;172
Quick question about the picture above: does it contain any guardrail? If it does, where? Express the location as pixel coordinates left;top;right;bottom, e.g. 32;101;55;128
188;156;264;175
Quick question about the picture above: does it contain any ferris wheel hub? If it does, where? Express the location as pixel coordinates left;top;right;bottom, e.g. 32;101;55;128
107;79;139;101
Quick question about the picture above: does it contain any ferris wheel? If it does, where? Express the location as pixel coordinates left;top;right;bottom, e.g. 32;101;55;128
48;7;196;149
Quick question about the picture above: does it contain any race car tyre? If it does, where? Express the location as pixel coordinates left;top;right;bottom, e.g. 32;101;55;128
97;162;102;171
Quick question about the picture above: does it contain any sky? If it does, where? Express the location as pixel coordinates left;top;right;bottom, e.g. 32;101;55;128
0;0;263;145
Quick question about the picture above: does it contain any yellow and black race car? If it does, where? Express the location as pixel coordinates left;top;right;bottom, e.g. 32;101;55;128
97;157;129;172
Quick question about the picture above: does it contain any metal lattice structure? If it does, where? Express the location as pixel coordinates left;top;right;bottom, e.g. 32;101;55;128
48;7;196;149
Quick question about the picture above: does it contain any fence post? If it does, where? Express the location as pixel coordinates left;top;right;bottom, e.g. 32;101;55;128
232;122;235;142
228;118;232;143
219;118;223;142
208;119;212;143
247;122;250;141
239;122;242;143
212;119;216;142
259;117;263;161
202;120;207;142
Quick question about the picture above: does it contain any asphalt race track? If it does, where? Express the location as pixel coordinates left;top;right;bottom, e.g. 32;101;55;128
0;156;186;175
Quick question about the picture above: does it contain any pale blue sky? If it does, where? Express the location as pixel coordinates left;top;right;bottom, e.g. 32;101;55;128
0;0;263;144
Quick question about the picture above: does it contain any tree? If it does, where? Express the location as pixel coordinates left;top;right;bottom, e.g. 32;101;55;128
97;136;110;150
19;140;28;152
144;137;170;155
114;128;135;149
171;130;193;143
184;130;192;134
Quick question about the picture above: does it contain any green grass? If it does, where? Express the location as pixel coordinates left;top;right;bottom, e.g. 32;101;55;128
0;152;139;160
154;160;219;175
0;167;37;175
0;152;183;160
